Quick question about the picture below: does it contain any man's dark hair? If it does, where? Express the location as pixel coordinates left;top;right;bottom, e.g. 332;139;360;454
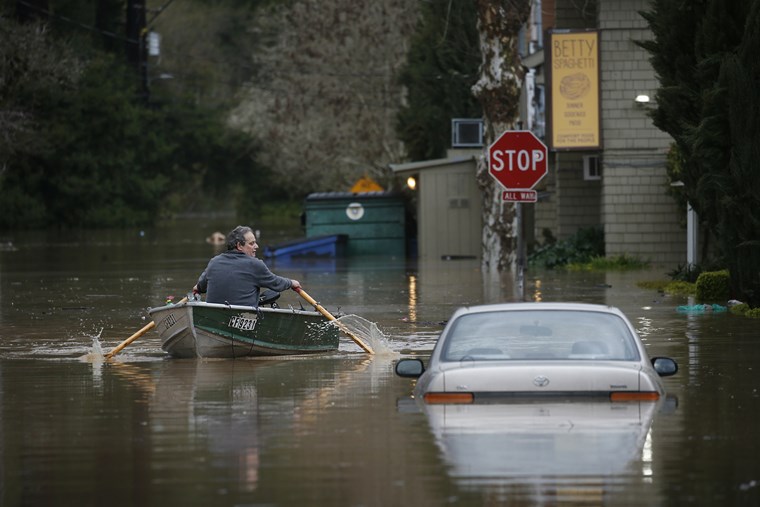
226;225;253;251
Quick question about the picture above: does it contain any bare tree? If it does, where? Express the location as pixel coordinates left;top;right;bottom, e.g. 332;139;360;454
229;0;419;195
471;0;532;274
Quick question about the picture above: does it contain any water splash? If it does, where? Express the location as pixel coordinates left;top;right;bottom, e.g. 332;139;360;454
334;314;397;357
79;328;106;362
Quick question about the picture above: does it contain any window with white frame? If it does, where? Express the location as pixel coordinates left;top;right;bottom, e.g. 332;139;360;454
584;155;601;181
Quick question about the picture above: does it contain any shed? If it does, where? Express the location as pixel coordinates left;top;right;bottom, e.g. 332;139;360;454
390;155;482;260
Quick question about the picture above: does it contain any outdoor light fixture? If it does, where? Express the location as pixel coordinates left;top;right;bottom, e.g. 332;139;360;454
634;94;650;104
407;176;417;190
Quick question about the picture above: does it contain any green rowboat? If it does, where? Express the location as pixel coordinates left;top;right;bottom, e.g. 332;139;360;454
149;301;340;358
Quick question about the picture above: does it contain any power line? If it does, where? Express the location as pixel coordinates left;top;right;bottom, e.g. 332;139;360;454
16;0;137;44
15;1;473;84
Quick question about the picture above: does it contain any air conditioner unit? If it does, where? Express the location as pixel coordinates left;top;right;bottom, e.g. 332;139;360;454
451;119;484;148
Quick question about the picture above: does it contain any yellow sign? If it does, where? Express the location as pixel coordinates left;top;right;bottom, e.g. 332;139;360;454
350;176;383;193
548;31;600;149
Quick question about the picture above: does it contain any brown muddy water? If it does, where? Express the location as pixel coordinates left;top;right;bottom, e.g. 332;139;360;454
1;223;759;506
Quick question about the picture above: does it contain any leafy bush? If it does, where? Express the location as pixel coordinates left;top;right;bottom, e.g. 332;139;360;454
664;281;697;296
568;254;649;271
637;280;695;296
695;270;730;303
637;280;668;291
729;303;760;318
529;227;604;269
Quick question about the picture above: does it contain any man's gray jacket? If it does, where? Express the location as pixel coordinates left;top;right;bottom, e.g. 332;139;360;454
196;250;292;306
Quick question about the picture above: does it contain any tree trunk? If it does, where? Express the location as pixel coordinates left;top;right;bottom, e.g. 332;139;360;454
472;0;531;274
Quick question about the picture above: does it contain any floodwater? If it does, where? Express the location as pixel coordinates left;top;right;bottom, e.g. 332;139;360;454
1;222;759;506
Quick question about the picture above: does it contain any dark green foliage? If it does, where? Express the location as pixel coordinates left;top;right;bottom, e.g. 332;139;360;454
668;263;704;284
396;0;482;161
695;270;730;303
44;57;171;226
0;13;271;229
1;54;171;227
639;0;760;306
529;227;605;269
572;255;649;271
717;2;760;307
638;0;745;220
663;144;687;222
161;102;282;216
729;302;760;318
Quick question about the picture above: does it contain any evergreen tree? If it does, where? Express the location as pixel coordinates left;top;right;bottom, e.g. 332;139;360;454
0;13;82;227
711;0;760;305
638;0;746;223
396;0;482;161
0;8;271;229
640;0;760;305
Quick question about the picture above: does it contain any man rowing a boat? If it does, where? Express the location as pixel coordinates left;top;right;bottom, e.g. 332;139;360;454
193;225;301;307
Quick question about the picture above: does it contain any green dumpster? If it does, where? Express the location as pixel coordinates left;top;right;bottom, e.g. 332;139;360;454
304;192;406;256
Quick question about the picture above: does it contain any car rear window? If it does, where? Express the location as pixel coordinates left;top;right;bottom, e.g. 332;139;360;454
441;310;639;361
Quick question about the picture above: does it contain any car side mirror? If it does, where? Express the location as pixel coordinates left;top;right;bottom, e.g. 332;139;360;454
395;358;425;378
652;357;678;377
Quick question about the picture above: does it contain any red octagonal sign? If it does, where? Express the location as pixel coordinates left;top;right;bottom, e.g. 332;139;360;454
488;130;548;191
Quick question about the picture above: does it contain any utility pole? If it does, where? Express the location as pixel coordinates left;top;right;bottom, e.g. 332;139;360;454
126;0;148;100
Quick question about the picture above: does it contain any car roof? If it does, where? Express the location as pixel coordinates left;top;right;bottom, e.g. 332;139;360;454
451;302;623;316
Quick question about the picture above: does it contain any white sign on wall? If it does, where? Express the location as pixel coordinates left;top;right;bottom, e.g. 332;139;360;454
346;203;365;221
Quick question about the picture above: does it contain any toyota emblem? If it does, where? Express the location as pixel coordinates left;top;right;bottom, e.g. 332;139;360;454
533;375;550;387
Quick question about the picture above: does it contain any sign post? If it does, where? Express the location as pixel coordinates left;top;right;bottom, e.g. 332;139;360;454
488;130;549;297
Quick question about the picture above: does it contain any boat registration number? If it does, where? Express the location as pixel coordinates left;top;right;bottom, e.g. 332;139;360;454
163;313;177;329
228;314;258;331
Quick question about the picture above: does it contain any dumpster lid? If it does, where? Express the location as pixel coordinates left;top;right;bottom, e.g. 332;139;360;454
305;191;400;201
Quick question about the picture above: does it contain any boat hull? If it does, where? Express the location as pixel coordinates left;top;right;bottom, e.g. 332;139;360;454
149;302;340;358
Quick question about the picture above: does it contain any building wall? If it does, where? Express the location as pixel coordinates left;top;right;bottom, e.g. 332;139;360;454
534;1;601;246
534;169;558;245
555;0;596;29
597;0;685;266
555;152;602;240
418;160;481;259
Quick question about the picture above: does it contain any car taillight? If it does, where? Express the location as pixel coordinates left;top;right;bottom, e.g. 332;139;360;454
609;391;660;401
423;392;474;404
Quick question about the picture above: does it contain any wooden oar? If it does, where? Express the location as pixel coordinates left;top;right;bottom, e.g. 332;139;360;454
105;297;188;359
294;287;374;354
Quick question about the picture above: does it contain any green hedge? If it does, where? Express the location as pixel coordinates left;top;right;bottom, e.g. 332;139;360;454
695;270;730;303
729;303;760;318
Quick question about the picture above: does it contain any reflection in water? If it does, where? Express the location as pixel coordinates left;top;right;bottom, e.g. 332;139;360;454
421;400;661;503
103;356;397;500
532;278;543;302
104;360;274;495
288;357;373;435
407;273;418;323
154;361;262;492
642;430;654;479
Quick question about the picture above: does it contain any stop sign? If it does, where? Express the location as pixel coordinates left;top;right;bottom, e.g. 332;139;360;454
488;130;548;190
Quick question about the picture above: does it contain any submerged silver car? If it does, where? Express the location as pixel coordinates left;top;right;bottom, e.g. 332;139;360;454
395;302;678;403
